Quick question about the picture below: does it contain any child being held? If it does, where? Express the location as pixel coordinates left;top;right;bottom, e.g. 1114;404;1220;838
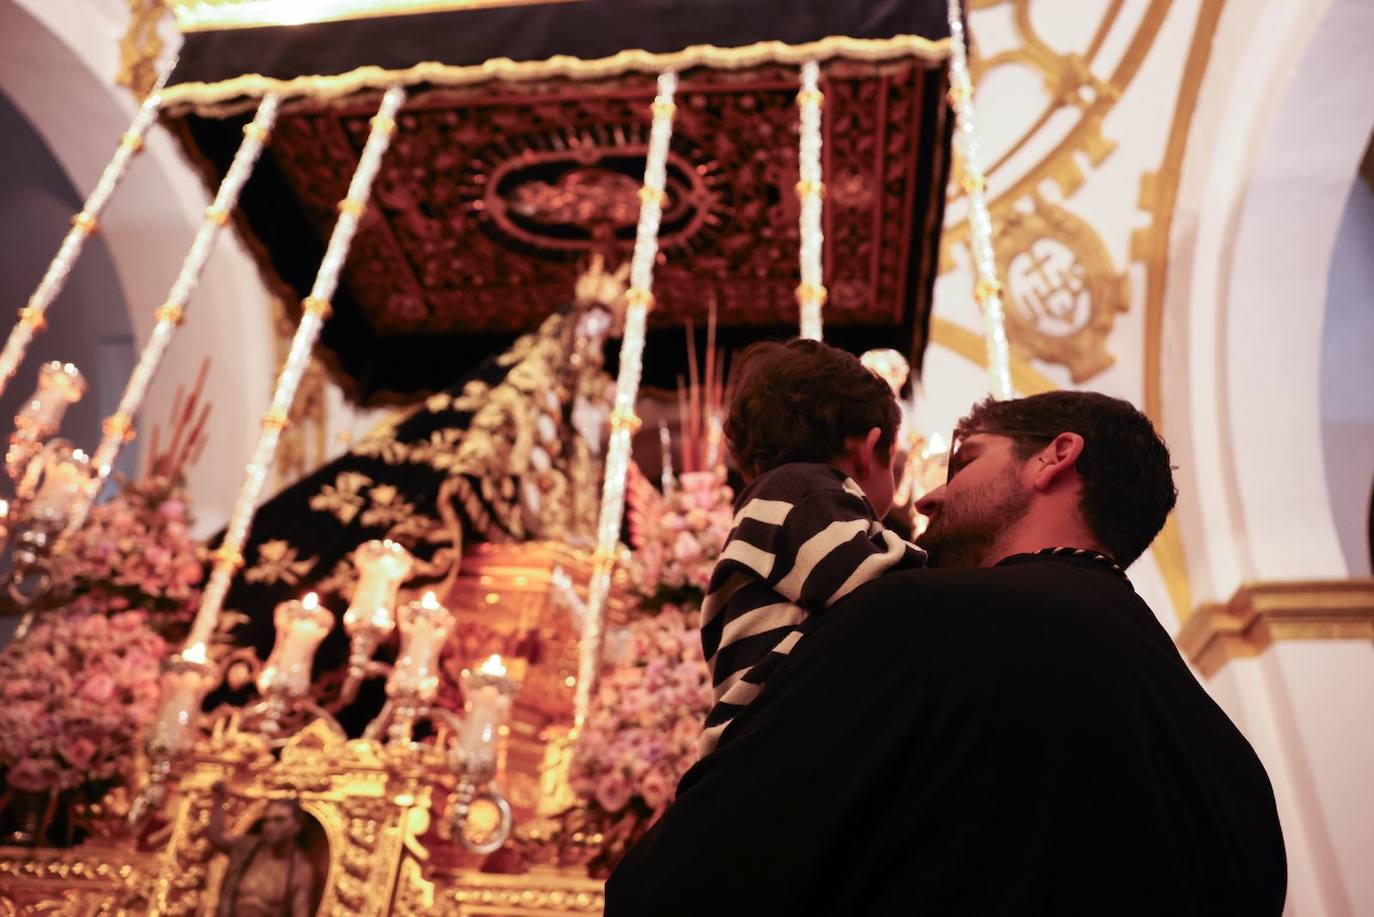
699;339;926;755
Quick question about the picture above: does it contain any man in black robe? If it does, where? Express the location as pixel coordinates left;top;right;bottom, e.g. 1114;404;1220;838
606;391;1286;915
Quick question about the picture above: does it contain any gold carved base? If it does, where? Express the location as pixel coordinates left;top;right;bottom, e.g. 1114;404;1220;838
0;720;607;915
1177;578;1374;677
0;845;604;916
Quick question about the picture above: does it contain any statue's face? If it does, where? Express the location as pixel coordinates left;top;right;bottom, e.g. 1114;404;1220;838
261;802;301;845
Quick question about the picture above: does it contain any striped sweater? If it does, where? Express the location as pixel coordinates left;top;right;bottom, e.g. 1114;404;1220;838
698;463;926;755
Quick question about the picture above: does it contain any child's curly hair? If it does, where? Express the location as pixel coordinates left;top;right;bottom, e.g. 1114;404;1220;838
725;339;901;479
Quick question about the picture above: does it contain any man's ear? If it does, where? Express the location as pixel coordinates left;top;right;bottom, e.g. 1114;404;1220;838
1031;432;1085;492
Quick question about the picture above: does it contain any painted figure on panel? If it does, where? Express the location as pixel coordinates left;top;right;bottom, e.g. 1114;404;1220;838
210;783;320;917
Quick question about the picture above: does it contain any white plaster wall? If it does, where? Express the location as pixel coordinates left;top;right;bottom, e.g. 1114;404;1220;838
1320;179;1374;577
1164;1;1374;914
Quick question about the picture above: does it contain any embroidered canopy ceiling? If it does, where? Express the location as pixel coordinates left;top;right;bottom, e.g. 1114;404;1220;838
160;0;954;402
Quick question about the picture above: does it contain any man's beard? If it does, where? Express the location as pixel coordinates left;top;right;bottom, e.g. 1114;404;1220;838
916;467;1031;568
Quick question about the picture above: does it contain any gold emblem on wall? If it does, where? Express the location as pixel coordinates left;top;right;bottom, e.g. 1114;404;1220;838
995;193;1128;381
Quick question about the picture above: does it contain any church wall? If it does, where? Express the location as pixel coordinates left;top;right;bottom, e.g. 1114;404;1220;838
924;0;1374;913
1320;179;1374;579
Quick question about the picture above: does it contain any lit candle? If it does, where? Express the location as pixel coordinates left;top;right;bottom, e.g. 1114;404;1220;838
477;654;507;678
860;349;911;396
28;446;91;523
258;591;335;699
147;655;216;758
388;590;454;702
14;361;85;437
344;539;412;640
458;654;518;766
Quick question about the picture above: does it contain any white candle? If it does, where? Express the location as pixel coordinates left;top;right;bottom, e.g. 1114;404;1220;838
258;591;334;698
458;655;516;763
15;361;85;436
148;657;215;757
28;448;90;523
389;590;453;702
344;539;412;639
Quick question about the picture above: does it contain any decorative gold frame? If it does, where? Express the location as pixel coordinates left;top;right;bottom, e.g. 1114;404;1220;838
1176;578;1374;678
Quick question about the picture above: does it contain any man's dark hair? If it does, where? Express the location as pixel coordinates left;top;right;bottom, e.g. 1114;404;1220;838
955;391;1177;567
725;339;901;478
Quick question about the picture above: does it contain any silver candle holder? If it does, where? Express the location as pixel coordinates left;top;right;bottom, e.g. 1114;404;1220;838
336;539;412;708
128;647;217;828
240;591;343;742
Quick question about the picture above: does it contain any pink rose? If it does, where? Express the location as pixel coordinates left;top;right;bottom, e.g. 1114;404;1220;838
640;767;673;811
76;614;108;638
595;772;632;813
21;650;56;677
79;672;116;704
672;717;701;748
59;736;97;768
672;532;702;563
6;757;55;793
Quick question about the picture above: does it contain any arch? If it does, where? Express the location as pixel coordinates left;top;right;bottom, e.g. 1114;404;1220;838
1161;0;1374;600
0;0;276;534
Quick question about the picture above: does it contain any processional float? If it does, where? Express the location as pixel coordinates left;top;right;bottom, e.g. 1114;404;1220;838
0;0;1014;910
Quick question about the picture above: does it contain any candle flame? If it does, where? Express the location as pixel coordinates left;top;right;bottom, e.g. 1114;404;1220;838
303;591;319;610
181;641;208;664
421;590;439;610
478;654;507;678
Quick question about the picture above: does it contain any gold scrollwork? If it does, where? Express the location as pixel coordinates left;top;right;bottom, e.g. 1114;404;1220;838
994;193;1129;382
244;539;317;586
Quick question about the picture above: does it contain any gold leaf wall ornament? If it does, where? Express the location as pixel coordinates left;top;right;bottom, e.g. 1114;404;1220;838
994;193;1129;382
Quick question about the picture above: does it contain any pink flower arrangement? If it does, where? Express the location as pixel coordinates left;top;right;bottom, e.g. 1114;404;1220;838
0;468;204;803
48;474;204;628
629;470;734;599
570;605;714;819
0;610;166;793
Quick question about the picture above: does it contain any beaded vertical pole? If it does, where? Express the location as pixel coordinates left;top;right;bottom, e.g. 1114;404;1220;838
796;61;826;341
182;85;407;657
572;71;677;727
946;0;1013;399
0;55;178;398
63;94;282;541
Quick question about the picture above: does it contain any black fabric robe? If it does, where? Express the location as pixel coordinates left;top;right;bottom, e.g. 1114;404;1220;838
606;553;1286;916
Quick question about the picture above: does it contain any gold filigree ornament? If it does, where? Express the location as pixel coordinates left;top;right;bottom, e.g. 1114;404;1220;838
993;193;1128;382
244;538;317;586
309;470;374;524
